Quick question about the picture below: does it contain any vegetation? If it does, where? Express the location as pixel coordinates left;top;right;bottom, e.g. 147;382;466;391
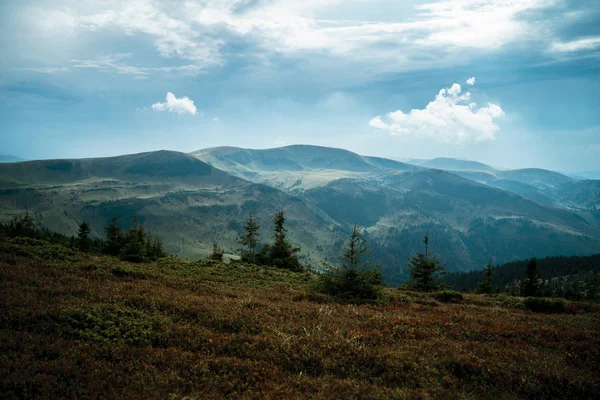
445;254;600;302
406;234;446;292
316;224;382;303
239;215;260;263
252;209;304;272
210;241;225;261
476;262;497;294
2;237;600;399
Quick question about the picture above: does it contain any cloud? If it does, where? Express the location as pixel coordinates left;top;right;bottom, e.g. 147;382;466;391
550;36;600;53
466;77;476;85
151;92;197;115
369;82;504;143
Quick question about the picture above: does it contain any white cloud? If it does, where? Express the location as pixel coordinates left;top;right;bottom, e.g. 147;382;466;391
466;77;476;85
21;0;558;75
550;36;600;53
151;92;197;115
369;82;504;143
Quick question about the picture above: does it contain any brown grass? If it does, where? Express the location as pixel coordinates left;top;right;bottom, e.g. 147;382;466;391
1;242;599;399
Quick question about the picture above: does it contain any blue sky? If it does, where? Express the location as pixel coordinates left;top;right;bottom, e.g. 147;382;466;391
1;0;599;172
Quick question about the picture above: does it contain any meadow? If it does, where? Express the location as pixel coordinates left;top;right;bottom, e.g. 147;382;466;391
1;238;599;399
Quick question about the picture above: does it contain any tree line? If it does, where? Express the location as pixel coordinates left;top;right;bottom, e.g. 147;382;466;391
0;213;166;263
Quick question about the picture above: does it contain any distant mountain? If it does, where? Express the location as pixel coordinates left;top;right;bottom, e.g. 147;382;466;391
0;154;25;163
1;146;599;285
419;157;496;171
570;170;600;180
0;150;343;262
192;145;420;192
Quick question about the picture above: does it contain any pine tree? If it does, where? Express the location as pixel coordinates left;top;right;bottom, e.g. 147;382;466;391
77;221;92;252
268;209;302;271
521;258;541;297
239;215;260;263
103;217;123;256
119;218;146;263
318;224;382;303
476;261;495;294
407;233;445;292
210;241;224;261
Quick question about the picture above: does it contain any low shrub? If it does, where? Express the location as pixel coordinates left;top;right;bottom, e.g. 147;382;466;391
432;290;464;303
523;297;566;313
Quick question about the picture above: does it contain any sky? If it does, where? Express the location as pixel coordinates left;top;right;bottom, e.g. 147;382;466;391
1;0;599;172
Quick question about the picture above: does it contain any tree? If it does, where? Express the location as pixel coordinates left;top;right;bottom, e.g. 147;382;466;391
268;209;302;271
103;217;123;256
476;261;495;294
317;224;382;303
521;258;541;297
119;218;146;263
239;215;260;263
77;221;92;252
210;241;224;261
407;233;445;292
3;212;38;238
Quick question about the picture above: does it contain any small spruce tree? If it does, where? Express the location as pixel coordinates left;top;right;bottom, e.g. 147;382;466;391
103;217;123;256
521;258;541;297
317;224;382;303
476;261;495;294
268;209;302;271
239;215;260;263
210;241;224;261
77;221;92;252
407;233;445;292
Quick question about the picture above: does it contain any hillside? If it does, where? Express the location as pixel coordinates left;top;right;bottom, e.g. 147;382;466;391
1;147;599;285
418;157;496;171
2;239;599;399
0;154;24;163
0;151;343;263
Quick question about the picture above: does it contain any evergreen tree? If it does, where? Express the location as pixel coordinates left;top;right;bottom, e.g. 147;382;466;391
268;209;302;271
476;261;495;294
210;241;224;261
407;234;445;292
239;215;260;263
119;218;146;263
317;224;382;303
77;221;92;252
521;258;541;297
103;217;123;256
3;212;38;238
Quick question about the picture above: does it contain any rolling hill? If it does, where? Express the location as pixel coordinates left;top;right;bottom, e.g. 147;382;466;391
1;146;599;285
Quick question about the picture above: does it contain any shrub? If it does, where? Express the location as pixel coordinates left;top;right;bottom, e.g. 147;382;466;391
523;297;566;313
432;290;464;303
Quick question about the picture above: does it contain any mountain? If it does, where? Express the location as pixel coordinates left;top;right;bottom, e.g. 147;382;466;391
419;157;496;171
0;154;25;163
191;146;600;284
192;145;420;192
2;146;599;285
0;151;343;262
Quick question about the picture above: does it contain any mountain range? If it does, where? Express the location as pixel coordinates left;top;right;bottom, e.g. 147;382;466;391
1;145;599;285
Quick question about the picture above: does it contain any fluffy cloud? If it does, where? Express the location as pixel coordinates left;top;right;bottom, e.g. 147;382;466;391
152;92;197;115
466;77;476;85
369;80;504;143
23;0;562;75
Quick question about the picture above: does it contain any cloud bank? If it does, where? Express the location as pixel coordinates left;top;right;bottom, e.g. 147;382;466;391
151;92;197;115
369;80;504;143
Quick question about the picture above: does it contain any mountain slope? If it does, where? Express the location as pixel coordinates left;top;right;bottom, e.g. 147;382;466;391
419;157;496;171
0;151;343;262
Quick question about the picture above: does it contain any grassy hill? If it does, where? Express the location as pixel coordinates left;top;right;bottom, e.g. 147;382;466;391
1;147;599;285
0;151;343;263
2;238;599;399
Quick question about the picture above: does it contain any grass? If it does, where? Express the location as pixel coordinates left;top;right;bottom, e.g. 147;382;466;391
1;239;600;399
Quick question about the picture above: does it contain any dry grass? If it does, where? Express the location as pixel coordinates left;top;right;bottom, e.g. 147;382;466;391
1;240;599;399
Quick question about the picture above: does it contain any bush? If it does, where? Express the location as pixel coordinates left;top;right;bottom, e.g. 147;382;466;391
432;290;464;303
523;297;566;313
